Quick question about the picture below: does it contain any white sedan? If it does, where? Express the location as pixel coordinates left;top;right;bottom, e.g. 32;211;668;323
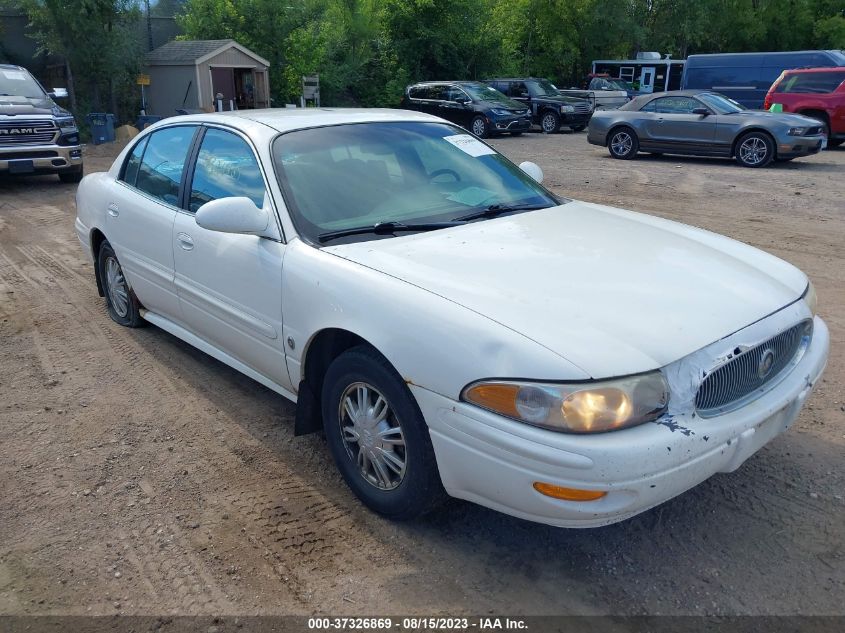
75;109;829;528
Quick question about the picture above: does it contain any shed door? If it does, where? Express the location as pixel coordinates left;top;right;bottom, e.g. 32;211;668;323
211;67;236;108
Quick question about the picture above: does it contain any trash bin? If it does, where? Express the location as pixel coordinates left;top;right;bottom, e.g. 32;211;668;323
86;113;116;145
135;114;163;130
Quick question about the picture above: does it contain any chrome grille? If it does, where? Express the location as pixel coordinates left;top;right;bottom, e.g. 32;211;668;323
695;320;811;416
572;102;592;113
0;119;57;145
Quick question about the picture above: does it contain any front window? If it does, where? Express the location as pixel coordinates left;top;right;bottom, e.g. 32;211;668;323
0;67;46;99
525;79;559;97
188;128;266;212
272;122;560;245
461;83;518;106
697;92;746;113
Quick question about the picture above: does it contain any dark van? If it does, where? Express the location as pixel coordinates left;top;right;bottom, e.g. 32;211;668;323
681;50;845;109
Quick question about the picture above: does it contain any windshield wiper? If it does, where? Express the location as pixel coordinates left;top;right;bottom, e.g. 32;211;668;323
452;202;552;223
317;220;462;243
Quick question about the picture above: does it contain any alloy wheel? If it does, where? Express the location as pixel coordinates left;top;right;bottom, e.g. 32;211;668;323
611;131;633;156
739;136;768;165
471;118;486;137
542;114;557;133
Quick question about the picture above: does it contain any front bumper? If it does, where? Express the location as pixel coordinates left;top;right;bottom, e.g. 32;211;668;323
0;143;83;175
414;315;829;528
560;112;592;126
776;133;825;158
491;116;532;133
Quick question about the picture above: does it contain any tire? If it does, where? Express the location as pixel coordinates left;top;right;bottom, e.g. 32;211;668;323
735;131;775;167
570;124;586;132
322;345;445;520
98;241;144;327
470;116;489;139
607;126;639;160
59;164;83;183
540;111;560;134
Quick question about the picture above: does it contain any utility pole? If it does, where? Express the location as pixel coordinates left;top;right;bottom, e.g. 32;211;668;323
145;0;153;51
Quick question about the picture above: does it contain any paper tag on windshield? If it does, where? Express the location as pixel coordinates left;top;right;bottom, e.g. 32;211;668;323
2;71;27;81
443;134;496;157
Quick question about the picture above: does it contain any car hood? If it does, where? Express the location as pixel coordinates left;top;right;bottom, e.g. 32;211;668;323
538;94;590;106
325;202;808;378
732;110;820;126
0;94;62;117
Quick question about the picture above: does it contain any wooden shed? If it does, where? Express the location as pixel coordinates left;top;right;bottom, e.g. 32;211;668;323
144;39;270;115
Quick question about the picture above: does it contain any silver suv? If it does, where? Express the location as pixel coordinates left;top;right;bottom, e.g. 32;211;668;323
1;64;83;183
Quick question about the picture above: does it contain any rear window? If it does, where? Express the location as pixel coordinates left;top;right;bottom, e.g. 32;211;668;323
775;71;845;94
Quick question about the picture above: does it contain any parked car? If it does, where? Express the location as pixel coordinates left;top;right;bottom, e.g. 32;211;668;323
0;64;83;182
75;109;828;528
484;78;593;133
764;67;845;148
401;81;531;138
557;76;629;110
681;50;845;109
588;89;826;166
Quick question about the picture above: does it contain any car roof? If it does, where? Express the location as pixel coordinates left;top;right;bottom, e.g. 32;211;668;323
782;66;845;74
162;108;442;134
484;78;547;82
410;80;486;86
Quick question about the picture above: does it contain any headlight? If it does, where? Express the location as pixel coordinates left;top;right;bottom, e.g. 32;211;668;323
802;281;817;315
57;117;77;132
490;108;513;116
787;127;807;136
462;372;669;433
561;105;575;113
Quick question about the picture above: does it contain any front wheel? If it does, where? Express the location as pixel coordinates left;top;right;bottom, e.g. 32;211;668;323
608;127;639;159
735;131;774;167
322;346;445;520
99;241;144;327
470;116;489;138
540;111;560;134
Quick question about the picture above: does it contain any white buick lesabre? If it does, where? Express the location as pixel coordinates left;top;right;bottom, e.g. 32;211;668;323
75;109;829;527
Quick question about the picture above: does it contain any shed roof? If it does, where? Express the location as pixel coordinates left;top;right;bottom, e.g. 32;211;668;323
146;39;270;67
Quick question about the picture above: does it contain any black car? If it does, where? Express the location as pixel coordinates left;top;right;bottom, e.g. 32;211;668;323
401;81;532;138
485;78;593;133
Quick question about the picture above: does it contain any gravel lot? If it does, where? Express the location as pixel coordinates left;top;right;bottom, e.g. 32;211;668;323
0;131;843;617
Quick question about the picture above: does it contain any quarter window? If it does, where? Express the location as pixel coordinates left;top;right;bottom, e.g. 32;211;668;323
188;128;266;212
135;126;196;206
121;136;148;187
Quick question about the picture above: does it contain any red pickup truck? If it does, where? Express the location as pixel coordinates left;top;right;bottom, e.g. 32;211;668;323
764;67;845;148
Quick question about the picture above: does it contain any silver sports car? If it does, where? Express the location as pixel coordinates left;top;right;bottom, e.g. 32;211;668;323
587;90;826;167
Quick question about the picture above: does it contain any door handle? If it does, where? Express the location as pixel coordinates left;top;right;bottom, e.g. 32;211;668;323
107;203;119;217
176;233;194;251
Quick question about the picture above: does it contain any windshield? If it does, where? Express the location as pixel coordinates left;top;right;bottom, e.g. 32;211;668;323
526;79;558;97
272;121;560;245
698;92;746;113
0;67;47;99
462;83;520;106
604;78;630;90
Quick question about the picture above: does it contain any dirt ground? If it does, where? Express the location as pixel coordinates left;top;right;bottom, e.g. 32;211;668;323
0;133;843;618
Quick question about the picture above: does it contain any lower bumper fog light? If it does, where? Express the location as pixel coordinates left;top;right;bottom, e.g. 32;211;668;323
533;482;607;501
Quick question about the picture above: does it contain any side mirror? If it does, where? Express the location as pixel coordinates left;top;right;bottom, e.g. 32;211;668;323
195;197;270;236
50;88;68;99
692;108;710;116
519;161;544;184
455;96;469;105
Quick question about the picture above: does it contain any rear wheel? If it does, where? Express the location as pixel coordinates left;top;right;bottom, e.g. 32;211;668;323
735;131;774;167
608;126;639;159
322;346;445;520
470;116;489;138
98;241;143;327
540;111;560;134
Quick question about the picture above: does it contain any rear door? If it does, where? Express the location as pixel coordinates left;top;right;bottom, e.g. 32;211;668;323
171;125;291;391
107;125;199;321
439;85;473;128
640;96;717;152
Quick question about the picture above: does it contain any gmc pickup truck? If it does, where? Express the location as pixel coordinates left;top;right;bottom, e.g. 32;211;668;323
1;64;83;182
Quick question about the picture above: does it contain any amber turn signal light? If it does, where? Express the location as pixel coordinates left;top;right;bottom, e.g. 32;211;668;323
532;482;607;501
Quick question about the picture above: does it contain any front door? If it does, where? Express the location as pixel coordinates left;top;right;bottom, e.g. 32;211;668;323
640;96;717;151
107;125;199;321
639;66;656;93
172;126;291;391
